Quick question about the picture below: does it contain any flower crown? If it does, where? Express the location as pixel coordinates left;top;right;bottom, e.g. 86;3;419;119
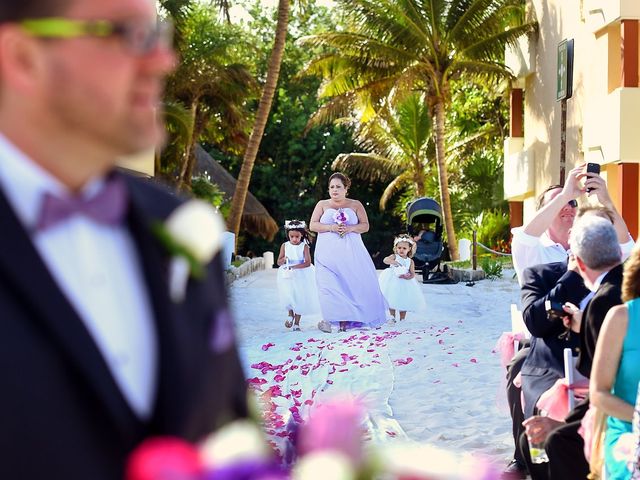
284;220;306;230
393;235;415;247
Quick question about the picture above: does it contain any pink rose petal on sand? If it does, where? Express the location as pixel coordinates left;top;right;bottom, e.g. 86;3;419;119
470;358;478;363
261;343;275;351
392;358;413;366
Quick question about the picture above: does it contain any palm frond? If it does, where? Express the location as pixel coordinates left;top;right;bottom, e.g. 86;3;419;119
447;60;513;84
163;101;194;145
379;171;413;209
305;94;356;131
332;153;402;182
459;22;537;61
298;32;418;64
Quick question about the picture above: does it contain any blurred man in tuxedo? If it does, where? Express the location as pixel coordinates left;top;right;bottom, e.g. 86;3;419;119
0;0;247;478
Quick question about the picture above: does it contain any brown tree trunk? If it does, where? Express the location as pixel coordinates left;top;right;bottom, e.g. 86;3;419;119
227;0;290;246
433;99;459;260
176;100;198;191
414;157;426;197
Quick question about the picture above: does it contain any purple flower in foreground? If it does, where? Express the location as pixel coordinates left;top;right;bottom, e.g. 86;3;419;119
201;460;288;480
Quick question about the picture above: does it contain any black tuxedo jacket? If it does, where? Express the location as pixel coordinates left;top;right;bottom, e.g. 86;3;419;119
575;264;624;377
0;173;247;479
520;261;589;418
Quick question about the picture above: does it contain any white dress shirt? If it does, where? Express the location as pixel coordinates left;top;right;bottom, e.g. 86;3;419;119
0;134;157;419
511;227;634;286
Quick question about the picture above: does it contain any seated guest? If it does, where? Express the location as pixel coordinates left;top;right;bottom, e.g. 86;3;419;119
504;205;624;479
520;215;624;480
590;243;640;480
502;162;632;478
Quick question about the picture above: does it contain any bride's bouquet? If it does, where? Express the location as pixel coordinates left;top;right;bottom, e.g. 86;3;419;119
333;209;349;237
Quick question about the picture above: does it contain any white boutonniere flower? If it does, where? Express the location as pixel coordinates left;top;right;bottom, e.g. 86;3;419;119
153;200;226;302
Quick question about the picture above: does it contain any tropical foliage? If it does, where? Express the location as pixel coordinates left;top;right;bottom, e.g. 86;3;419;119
331;92;433;210
160;3;257;188
154;0;520;260
298;0;536;258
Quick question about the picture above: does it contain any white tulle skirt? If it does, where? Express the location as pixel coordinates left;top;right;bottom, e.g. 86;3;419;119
277;265;321;315
378;267;427;312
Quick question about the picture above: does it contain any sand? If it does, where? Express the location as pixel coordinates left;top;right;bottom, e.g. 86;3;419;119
230;267;521;468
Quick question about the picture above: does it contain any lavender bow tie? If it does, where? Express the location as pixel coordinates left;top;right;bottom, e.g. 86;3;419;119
36;177;128;232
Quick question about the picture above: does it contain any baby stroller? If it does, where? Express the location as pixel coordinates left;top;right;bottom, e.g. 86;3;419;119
406;197;449;284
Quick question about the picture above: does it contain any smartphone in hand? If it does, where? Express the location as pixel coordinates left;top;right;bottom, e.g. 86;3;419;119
586;162;600;192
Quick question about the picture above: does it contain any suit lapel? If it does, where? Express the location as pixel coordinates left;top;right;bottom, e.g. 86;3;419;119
124;178;190;434
0;188;141;441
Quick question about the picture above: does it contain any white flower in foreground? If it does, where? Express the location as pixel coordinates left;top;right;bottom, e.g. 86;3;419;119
200;420;271;468
376;443;496;479
165;200;225;264
293;451;355;480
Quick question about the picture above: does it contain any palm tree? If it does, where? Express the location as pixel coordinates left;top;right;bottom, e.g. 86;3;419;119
226;0;292;242
299;0;536;259
332;92;433;210
164;5;256;190
211;0;233;23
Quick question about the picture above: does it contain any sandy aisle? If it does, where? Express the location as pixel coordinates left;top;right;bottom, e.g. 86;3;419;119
230;267;521;466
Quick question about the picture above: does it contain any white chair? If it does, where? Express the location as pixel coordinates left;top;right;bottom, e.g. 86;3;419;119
511;303;530;352
563;347;589;411
563;348;577;411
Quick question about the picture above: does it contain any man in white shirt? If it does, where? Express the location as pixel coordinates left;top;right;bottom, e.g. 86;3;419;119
511;164;633;286
0;1;247;478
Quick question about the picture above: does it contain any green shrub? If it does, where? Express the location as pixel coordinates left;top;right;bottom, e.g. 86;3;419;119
480;256;503;280
191;175;230;217
475;210;511;253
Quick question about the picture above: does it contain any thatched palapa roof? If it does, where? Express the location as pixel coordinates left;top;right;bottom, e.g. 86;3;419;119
194;145;278;241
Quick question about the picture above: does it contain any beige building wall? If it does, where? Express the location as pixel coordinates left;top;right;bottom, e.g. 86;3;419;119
505;0;640;239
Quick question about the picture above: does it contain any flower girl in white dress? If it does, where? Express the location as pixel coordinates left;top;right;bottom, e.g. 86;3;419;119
276;220;321;330
378;234;427;322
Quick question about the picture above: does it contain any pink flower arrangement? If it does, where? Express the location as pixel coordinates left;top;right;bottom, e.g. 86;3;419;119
126;396;500;480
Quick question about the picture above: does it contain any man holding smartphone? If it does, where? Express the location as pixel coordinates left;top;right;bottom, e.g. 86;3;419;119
511;163;633;286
